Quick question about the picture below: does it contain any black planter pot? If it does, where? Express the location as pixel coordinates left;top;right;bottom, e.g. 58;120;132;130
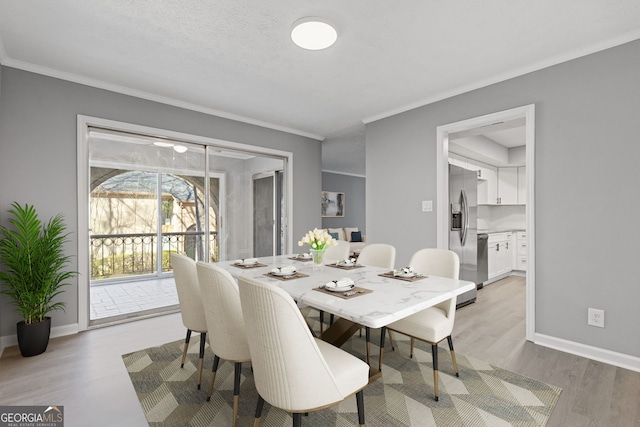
17;317;51;357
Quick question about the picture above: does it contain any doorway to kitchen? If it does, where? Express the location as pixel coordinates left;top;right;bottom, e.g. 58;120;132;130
436;104;535;341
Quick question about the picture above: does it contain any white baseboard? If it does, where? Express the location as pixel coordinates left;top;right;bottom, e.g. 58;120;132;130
533;332;640;373
0;323;79;358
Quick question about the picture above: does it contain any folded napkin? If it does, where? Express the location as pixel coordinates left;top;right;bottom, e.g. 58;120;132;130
270;265;297;275
324;277;355;289
236;258;258;265
337;258;357;266
393;266;414;276
296;253;312;259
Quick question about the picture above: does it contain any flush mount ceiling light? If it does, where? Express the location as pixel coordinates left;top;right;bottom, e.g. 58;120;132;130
173;144;188;153
291;18;337;50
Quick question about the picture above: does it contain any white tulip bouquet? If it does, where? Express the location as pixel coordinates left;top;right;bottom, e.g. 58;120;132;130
297;228;336;251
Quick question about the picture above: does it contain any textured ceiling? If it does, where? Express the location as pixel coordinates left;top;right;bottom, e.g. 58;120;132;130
1;1;640;175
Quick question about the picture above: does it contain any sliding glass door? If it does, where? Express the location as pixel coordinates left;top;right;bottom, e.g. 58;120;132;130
84;124;288;326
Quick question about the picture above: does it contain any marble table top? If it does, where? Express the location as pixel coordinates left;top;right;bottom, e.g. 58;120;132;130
216;255;476;329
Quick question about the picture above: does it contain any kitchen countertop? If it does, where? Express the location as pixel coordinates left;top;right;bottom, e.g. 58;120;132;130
478;228;526;234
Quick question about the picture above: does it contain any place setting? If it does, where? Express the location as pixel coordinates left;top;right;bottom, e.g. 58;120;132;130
326;257;365;270
288;252;313;261
379;266;427;282
264;265;309;281
231;258;268;269
314;277;372;299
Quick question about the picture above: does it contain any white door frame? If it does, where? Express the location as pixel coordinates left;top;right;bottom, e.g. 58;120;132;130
436;104;536;341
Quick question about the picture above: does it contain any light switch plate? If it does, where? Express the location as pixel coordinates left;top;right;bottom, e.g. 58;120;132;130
422;200;433;212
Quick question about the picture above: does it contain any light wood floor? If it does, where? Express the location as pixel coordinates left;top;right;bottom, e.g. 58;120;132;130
1;276;638;426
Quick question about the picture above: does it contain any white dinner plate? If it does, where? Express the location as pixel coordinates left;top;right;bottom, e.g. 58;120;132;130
325;284;355;292
271;269;296;276
396;272;416;278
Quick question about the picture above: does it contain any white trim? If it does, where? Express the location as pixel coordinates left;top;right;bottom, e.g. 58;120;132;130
364;29;640;125
534;333;640;373
2;58;324;141
77;120;90;331
76;115;294;329
0;323;79;357
524;107;536;341
436;104;535;342
322;169;366;178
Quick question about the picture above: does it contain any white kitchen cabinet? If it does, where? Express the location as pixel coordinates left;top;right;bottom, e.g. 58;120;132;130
488;232;514;279
516;231;527;271
477;164;497;205
448;155;466;169
497;167;518;204
517;167;527;205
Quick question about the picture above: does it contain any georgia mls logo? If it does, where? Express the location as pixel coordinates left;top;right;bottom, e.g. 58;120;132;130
0;405;64;427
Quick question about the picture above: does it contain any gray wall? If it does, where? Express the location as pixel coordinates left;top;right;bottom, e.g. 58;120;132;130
366;39;640;358
321;172;366;234
0;66;322;338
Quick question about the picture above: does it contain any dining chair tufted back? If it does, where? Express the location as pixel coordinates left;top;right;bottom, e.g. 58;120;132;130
238;275;369;426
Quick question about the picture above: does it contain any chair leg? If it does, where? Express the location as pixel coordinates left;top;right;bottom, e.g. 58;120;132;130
447;336;460;377
432;343;439;401
293;413;302;427
319;310;324;335
253;395;265;427
388;329;396;351
197;332;207;389
206;355;220;401
233;362;242;427
410;337;415;358
356;389;365;427
181;329;192;368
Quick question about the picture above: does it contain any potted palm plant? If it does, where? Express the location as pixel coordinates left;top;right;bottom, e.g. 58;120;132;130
0;202;76;357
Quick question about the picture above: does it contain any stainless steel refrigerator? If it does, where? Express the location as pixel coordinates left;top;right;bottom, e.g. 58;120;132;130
449;164;479;307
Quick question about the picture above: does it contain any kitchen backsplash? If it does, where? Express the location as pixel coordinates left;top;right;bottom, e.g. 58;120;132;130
477;205;526;231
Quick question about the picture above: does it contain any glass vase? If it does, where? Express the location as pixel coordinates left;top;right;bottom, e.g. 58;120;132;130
310;249;326;271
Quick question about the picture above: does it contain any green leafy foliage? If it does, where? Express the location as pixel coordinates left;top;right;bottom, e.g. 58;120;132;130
0;203;76;324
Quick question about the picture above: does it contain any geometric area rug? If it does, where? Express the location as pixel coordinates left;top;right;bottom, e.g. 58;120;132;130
122;331;561;427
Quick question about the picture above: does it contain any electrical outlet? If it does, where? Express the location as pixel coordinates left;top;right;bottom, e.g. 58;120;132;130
588;308;604;328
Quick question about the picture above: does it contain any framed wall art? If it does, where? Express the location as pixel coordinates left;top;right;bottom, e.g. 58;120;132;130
321;191;345;217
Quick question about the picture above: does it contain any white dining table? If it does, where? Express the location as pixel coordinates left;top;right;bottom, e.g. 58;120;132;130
215;254;475;378
216;254;475;329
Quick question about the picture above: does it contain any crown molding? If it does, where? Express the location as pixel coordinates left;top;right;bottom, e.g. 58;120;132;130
0;56;325;141
364;28;640;125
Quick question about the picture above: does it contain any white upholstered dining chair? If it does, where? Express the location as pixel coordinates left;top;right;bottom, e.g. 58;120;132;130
238;275;369;427
323;239;350;262
349;243;397;359
316;239;353;332
385;248;461;401
196;262;251;427
171;253;208;390
355;243;396;269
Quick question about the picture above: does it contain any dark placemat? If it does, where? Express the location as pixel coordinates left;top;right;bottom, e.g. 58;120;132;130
263;272;309;281
313;286;372;299
288;256;313;261
232;262;268;269
378;271;427;282
326;263;365;270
